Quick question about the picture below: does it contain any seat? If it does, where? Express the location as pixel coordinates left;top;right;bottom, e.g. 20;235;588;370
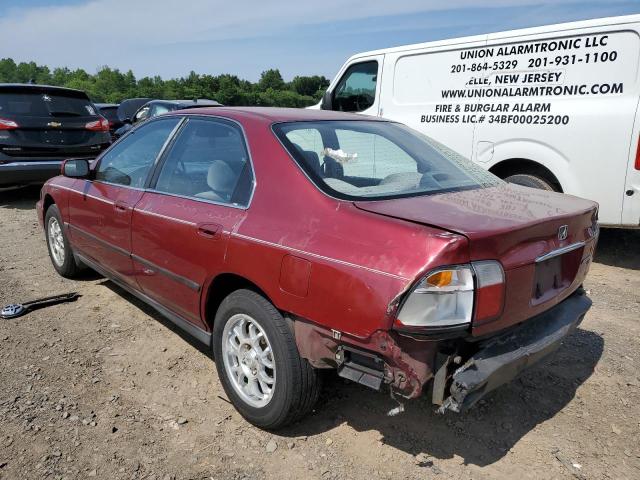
292;143;322;176
195;160;238;202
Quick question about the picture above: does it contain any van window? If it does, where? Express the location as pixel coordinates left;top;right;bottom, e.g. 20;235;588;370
333;61;378;113
274;120;501;200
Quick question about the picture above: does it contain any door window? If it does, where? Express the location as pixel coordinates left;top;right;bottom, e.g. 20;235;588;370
150;103;171;117
95;117;180;188
153;118;253;206
333;61;378;113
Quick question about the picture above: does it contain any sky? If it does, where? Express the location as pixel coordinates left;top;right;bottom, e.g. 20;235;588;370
1;0;639;82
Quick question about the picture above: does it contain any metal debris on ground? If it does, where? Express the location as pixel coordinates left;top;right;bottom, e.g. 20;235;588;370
1;292;80;319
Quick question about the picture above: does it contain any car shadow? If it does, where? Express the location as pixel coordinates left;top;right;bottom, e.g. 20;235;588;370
0;185;42;210
279;328;603;467
593;228;640;270
99;280;214;360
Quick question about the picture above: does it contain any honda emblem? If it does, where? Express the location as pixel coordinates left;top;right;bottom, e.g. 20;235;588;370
558;225;568;241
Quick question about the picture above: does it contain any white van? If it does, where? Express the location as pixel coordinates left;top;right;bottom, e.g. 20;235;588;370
314;14;640;228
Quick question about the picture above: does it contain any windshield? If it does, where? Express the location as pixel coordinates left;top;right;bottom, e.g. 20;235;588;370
273;120;502;200
0;90;96;117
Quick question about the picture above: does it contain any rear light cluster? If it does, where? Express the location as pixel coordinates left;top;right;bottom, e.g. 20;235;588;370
85;116;110;132
394;260;505;332
0;118;19;130
635;135;640;171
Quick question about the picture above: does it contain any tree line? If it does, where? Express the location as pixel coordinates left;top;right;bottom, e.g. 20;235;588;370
0;58;329;107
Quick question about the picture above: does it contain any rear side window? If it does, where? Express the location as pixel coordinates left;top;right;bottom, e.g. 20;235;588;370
0;90;96;117
98;107;119;122
333;61;378;112
95;118;180;188
153;118;253;206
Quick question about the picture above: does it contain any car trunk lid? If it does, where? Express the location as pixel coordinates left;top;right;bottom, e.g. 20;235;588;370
354;183;599;335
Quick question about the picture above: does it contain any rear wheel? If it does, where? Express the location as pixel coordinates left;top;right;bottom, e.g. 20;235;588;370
504;172;557;191
213;289;320;429
45;205;82;278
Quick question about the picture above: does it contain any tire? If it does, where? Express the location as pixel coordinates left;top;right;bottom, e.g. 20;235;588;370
45;204;81;278
504;173;557;191
213;289;321;429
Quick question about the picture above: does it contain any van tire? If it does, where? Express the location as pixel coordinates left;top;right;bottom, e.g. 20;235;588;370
504;173;557;191
213;289;321;429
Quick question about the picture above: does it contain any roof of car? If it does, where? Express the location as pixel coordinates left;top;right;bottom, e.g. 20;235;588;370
151;99;222;107
0;83;89;97
170;106;387;124
95;103;119;109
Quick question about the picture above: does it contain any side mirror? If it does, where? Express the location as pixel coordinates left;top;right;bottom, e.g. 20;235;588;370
61;159;90;179
320;90;333;111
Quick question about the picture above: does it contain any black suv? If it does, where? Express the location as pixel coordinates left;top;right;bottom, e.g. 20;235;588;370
0;84;111;187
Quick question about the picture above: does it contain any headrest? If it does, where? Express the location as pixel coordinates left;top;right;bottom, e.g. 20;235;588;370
207;160;236;194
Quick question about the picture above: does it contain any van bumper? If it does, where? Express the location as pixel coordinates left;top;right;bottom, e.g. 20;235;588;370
439;289;592;413
0;160;63;186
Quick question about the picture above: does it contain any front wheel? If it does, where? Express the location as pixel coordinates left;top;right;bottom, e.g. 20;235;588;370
45;205;82;278
213;289;320;429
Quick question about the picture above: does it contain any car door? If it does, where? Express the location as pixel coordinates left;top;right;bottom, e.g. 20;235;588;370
130;116;254;329
67;117;182;287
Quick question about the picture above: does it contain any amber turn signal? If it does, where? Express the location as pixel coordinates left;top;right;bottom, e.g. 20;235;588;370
425;270;453;287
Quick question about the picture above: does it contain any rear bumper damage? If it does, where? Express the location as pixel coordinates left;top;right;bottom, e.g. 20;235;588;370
293;290;591;412
439;290;592;413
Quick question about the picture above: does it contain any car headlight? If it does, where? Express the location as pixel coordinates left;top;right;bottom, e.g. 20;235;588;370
395;261;504;332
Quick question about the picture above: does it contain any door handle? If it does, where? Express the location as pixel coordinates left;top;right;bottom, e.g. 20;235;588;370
113;200;130;213
197;223;221;238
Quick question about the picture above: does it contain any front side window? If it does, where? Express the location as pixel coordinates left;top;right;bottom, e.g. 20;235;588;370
274;120;502;200
95;117;180;187
154;118;252;206
333;61;378;112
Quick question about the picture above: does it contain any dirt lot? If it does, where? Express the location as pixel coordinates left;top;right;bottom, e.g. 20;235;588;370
0;185;639;480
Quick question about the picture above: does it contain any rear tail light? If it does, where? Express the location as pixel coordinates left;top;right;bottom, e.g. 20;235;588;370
0;118;19;130
85;116;110;132
394;260;505;332
635;135;640;170
395;266;474;330
472;261;505;323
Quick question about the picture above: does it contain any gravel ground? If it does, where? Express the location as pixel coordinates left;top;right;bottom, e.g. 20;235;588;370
0;185;639;480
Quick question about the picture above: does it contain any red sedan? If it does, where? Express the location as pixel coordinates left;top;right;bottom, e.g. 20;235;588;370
37;107;598;429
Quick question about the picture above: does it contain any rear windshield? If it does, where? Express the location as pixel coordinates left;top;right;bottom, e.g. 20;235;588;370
273;120;502;200
98;107;119;122
0;90;96;117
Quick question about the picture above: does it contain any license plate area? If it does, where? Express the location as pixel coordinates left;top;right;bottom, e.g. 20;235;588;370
532;248;583;305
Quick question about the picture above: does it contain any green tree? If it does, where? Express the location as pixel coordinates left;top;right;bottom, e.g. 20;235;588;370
0;57;323;108
258;69;285;91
